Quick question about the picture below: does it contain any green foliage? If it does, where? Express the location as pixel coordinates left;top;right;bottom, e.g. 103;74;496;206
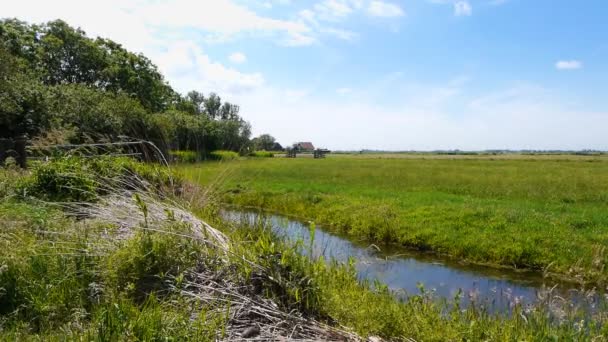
0;19;252;152
251;134;281;151
0;200;223;340
170;150;198;163
0;19;175;112
46;83;150;142
18;157;180;202
0;202;101;332
250;150;274;158
210;150;240;161
104;227;202;298
92;295;225;341
182;155;608;284
0;47;51;137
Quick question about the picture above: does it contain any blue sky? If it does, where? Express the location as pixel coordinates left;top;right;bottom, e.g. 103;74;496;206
4;0;608;150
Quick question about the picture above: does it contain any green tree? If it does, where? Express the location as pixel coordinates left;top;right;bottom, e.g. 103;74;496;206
0;19;258;155
186;91;205;115
220;102;240;120
0;19;176;112
204;93;222;119
251;134;277;151
0;47;50;138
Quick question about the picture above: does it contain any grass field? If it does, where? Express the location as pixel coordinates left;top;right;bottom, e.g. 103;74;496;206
3;157;608;340
182;154;608;284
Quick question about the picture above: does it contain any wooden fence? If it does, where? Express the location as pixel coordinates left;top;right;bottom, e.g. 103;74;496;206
0;139;168;168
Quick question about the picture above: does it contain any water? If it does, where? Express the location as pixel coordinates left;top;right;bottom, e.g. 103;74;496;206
221;209;603;312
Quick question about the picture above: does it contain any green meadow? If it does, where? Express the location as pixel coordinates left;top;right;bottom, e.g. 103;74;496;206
3;157;607;340
182;154;608;284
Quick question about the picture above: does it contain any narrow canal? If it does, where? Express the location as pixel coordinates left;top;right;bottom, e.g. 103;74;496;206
222;209;603;313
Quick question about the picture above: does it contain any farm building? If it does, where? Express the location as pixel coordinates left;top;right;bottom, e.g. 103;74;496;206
294;142;315;151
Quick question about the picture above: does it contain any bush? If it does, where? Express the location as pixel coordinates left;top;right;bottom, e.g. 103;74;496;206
170;150;198;163
0;167;20;199
17;157;181;202
210;150;239;161
0;202;101;331
0;201;219;338
250;150;274;158
104;224;203;299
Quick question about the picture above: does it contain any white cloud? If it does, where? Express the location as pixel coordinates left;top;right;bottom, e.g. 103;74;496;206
313;0;355;21
154;41;264;95
337;87;353;94
428;0;473;17
237;80;608;151
136;0;314;44
297;0;403;39
321;27;358;40
282;89;310;102
299;9;317;24
454;1;472;16
555;60;583;70
306;0;404;22
367;1;405;17
229;52;247;64
3;0;316;49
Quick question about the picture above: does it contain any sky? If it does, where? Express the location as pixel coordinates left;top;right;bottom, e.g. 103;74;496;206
3;0;608;150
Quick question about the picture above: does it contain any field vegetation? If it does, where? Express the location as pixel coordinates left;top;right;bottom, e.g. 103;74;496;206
2;157;607;340
210;150;240;161
249;150;275;158
182;154;608;284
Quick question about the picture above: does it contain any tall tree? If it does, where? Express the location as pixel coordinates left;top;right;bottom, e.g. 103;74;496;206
0;19;177;112
220;102;240;120
0;19;256;154
186;91;205;115
251;134;277;151
204;93;222;119
0;47;49;138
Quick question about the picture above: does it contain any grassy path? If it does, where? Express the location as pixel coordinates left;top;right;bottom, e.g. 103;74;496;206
182;155;608;284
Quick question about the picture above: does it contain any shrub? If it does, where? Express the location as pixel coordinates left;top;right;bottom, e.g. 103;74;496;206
17;157;182;202
170;150;198;163
104;224;203;300
210;150;239;161
0;201;218;338
250;150;274;158
0;167;20;199
0;202;101;331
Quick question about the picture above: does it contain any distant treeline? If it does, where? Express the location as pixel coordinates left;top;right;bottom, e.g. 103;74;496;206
0;19;252;155
336;150;607;155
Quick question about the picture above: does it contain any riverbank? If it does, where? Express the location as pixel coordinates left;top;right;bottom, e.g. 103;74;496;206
181;155;608;285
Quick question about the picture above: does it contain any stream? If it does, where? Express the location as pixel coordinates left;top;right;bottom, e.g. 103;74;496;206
221;209;604;313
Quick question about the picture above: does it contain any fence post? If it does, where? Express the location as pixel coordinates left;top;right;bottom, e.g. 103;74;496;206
14;136;27;169
0;139;8;166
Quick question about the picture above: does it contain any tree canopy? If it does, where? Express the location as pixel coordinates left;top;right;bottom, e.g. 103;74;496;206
0;19;253;155
251;134;282;151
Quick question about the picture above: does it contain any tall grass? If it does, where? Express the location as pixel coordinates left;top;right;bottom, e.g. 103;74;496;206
170;150;198;163
249;150;275;158
210;150;239;160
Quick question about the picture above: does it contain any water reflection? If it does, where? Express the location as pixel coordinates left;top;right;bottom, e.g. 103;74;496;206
221;209;601;313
